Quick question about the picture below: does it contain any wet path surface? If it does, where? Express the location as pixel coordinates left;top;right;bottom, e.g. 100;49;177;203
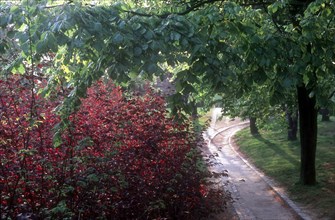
202;112;308;220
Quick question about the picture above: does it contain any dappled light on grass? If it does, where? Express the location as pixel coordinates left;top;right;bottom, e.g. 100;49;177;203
235;119;335;219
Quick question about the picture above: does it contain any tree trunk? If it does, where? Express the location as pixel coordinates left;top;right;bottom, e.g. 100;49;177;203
320;108;330;121
191;101;198;119
286;110;298;141
297;85;317;185
249;117;259;135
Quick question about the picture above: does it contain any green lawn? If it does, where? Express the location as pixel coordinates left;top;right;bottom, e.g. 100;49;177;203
234;116;335;219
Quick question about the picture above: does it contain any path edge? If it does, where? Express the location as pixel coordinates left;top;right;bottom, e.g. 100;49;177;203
205;122;312;220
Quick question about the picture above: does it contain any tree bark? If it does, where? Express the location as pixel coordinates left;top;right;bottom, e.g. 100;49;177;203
286;110;298;141
297;85;317;185
320;108;330;121
249;117;259;135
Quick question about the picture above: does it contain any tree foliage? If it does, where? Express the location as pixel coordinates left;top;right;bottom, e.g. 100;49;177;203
1;0;335;192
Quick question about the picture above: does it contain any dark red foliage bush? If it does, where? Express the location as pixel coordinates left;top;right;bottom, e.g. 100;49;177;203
0;77;60;218
1;76;225;219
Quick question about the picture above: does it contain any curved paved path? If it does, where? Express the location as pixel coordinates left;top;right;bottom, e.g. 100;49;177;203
203;113;311;220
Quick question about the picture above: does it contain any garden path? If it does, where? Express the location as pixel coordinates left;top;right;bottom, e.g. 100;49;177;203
202;109;312;220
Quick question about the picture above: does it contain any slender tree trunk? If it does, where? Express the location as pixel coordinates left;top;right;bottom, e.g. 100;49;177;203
320;108;330;121
286;110;298;141
249;117;259;135
297;85;317;185
191;101;198;119
191;101;199;133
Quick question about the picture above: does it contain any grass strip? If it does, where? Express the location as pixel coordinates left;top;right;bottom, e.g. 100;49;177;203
234;117;335;219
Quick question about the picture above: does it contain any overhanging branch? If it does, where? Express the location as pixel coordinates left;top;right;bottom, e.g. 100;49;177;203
329;90;335;99
123;0;223;18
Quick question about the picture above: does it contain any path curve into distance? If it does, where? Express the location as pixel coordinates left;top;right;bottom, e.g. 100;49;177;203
202;110;311;220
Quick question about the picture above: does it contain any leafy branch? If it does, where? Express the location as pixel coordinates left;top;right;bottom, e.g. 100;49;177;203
122;0;224;18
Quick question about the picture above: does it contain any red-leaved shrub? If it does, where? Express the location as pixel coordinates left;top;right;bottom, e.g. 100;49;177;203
0;76;226;219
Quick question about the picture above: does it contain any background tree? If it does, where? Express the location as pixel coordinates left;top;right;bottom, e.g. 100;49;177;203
177;0;335;185
1;0;335;186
